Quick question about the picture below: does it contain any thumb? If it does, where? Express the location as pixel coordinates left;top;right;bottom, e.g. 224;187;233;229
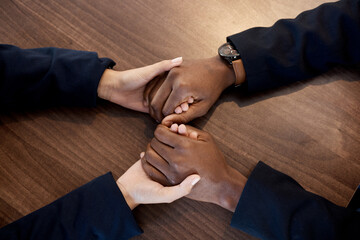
158;174;200;203
162;102;208;127
177;124;199;140
140;57;183;82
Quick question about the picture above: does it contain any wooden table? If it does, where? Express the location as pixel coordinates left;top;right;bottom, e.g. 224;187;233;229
1;0;359;239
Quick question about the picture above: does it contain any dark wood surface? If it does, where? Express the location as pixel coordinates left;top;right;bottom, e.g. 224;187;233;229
1;0;359;239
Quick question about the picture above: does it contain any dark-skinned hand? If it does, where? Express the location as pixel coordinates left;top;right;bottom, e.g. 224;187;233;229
141;124;247;212
143;56;237;125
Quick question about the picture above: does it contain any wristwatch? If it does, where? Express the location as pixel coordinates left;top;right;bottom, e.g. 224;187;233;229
218;42;245;86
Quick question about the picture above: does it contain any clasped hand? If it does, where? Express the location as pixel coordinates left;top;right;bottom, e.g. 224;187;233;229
143;56;236;125
97;56;245;212
142;124;246;212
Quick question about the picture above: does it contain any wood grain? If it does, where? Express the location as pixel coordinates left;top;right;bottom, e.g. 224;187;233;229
1;0;359;239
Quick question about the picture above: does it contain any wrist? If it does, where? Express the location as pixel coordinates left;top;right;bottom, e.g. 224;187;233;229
116;178;138;210
211;55;237;89
216;167;247;212
97;69;117;101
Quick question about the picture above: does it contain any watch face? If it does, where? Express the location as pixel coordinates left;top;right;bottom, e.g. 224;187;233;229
219;43;240;58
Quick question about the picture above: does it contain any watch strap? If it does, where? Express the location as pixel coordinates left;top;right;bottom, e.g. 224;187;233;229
232;59;246;86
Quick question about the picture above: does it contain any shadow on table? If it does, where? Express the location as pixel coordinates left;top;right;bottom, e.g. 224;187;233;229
212;66;360;113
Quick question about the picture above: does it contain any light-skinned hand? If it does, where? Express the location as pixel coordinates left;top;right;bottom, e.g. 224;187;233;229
116;154;200;210
97;57;183;113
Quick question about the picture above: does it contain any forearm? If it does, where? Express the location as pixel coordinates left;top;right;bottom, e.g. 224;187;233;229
0;173;142;239
231;161;360;240
0;44;115;110
228;0;360;92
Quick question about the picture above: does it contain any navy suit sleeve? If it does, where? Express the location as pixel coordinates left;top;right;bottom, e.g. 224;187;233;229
227;0;360;92
0;44;115;109
0;172;143;240
231;162;360;240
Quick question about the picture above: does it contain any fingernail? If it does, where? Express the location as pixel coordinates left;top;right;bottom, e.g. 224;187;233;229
191;177;201;186
170;123;178;132
178;124;186;134
175;106;182;114
171;57;182;63
140;152;145;158
190;131;198;140
181;102;189;111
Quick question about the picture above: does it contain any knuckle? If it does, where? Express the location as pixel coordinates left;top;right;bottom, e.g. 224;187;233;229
162;106;172;117
149;105;157;119
162;179;173;187
167;172;182;185
140;155;147;165
145;142;152;152
150;102;158;113
150;137;157;147
143;152;151;163
176;81;189;91
168;178;177;185
144;151;155;164
168;177;179;185
147;169;155;179
171;162;180;171
181;140;191;149
142;164;156;180
154;125;165;137
150;105;163;122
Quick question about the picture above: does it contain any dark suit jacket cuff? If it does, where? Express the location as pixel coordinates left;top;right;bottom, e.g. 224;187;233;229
73;55;115;107
230;161;276;238
230;161;360;240
227;33;276;92
93;172;143;239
